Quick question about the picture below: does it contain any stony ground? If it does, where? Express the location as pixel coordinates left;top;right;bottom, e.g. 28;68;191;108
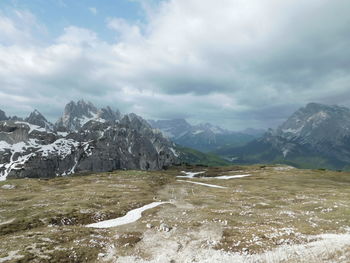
0;165;350;262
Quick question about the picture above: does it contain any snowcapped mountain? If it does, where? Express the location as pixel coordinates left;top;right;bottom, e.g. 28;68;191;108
276;103;350;144
25;109;54;131
55;100;121;132
149;119;256;152
221;103;350;170
0;101;178;180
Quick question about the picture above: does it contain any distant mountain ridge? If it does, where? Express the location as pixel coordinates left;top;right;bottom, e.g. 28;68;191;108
0;100;178;180
219;103;350;170
149;119;259;152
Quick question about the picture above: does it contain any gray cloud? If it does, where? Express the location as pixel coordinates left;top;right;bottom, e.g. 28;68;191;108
0;0;350;130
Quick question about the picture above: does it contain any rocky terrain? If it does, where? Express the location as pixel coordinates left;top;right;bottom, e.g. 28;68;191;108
0;165;349;262
148;119;257;152
216;103;350;170
0;100;178;180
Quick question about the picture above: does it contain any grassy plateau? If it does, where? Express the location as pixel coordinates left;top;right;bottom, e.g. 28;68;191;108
0;165;349;262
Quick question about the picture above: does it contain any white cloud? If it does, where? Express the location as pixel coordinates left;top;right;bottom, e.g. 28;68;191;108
107;18;143;43
89;7;97;15
57;26;98;45
0;10;45;44
0;0;350;129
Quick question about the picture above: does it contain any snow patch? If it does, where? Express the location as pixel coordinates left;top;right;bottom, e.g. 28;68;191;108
273;166;295;171
57;131;68;137
170;147;179;157
282;149;289;158
177;180;227;189
39;138;79;158
86;202;169;228
15;121;46;134
192;130;204;135
1;184;15;189
0;137;79;180
282;126;303;135
211;174;252;180
177;171;206;178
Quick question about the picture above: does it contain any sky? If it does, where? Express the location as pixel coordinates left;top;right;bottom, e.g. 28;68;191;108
0;0;350;130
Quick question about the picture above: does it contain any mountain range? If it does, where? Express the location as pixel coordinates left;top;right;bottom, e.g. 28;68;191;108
148;119;262;152
0;100;178;180
2;101;350;180
218;103;350;170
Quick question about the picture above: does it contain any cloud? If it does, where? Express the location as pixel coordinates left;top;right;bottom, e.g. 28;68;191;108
0;0;350;129
89;7;97;15
0;10;45;45
107;17;143;42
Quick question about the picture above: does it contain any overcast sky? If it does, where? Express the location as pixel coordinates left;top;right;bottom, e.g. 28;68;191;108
0;0;350;130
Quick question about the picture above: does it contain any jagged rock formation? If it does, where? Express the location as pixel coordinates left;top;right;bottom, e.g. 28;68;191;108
0;101;178;180
25;110;54;131
0;110;8;121
221;103;350;170
149;119;255;152
55;100;98;131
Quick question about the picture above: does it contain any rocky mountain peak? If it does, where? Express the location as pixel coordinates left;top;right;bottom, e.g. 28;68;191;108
97;106;121;122
0;110;8;121
65;100;98;119
56;100;108;131
25;110;53;130
218;103;350;170
277;103;350;142
0;101;178;180
122;113;152;132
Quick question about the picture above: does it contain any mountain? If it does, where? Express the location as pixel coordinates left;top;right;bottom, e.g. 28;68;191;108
148;119;192;138
55;100;121;132
25;109;54;131
219;103;350;170
149;119;256;152
0;110;8;121
0;102;178;180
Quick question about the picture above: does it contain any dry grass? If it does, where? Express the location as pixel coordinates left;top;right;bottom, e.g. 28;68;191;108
0;170;175;262
1;165;350;262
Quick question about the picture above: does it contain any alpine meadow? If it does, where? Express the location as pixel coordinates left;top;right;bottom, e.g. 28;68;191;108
1;0;350;262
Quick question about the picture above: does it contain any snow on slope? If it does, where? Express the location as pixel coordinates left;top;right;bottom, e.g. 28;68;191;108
177;171;206;178
177;180;227;189
212;174;252;180
15;122;48;134
86;202;169;228
0;137;80;181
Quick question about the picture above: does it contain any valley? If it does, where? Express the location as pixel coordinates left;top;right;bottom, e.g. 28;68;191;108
1;165;349;262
